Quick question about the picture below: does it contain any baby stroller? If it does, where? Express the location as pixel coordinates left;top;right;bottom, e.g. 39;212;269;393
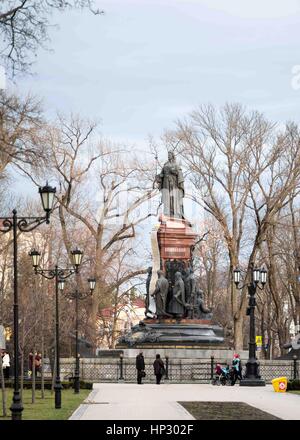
212;364;231;386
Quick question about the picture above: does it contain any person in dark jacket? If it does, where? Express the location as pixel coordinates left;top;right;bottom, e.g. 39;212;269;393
136;351;145;384
153;354;165;385
231;354;242;385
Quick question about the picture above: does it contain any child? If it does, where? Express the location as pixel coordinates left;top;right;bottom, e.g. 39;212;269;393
215;363;222;376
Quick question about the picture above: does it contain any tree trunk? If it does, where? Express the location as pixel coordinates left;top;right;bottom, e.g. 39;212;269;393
20;319;25;399
260;306;267;360
51;352;56;394
32;351;35;403
41;301;45;399
233;316;244;351
277;328;287;357
228;254;247;351
233;279;248;351
266;328;272;360
41;336;45;399
20;348;24;400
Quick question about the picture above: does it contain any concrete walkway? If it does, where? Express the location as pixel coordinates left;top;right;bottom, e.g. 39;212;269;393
69;383;300;420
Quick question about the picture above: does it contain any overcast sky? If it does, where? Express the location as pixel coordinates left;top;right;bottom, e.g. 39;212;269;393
11;0;300;147
6;0;300;218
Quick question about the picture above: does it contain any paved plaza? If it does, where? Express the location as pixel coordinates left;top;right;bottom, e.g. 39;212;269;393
69;383;300;420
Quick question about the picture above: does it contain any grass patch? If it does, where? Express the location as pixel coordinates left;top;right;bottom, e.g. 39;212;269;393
179;401;281;420
0;388;91;420
288;390;300;395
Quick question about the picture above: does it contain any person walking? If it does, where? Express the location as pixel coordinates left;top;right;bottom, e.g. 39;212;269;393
136;351;145;384
231;353;241;385
236;354;243;380
2;350;10;379
153;354;165;385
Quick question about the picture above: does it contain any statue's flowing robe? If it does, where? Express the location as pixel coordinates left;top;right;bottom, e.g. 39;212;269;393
168;278;185;315
156;160;185;219
184;273;196;305
153;277;169;317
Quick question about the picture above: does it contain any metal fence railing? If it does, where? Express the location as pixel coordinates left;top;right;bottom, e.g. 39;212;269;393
259;362;296;382
42;357;299;384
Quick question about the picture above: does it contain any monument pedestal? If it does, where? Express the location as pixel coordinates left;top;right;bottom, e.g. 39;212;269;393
118;214;226;349
240;378;266;386
157;215;197;272
117;319;224;347
118;347;246;360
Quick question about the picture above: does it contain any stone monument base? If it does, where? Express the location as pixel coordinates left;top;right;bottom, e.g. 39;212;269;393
117;319;226;353
240;378;266;386
118;346;248;360
140;321;224;344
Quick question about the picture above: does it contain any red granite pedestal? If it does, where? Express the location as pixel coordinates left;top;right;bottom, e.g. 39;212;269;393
157;214;197;271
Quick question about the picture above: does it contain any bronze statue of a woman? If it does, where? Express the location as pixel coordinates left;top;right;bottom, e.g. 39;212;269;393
155;151;185;219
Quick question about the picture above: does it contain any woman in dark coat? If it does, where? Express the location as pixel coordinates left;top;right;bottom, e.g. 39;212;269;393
136;351;145;384
153;354;165;385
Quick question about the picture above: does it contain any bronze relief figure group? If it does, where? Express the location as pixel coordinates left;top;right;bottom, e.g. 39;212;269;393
148;267;211;321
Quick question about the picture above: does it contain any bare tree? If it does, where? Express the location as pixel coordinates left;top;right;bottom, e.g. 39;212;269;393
254;194;300;356
174;104;272;348
0;90;45;178
31;115;158;348
175;104;300;350
98;243;145;348
193;216;226;309
0;1;104;76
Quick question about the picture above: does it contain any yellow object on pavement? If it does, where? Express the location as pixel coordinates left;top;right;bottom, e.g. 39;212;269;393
271;377;287;392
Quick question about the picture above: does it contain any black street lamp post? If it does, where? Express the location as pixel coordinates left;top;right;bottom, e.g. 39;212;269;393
234;263;267;386
0;184;56;420
293;355;298;380
64;277;96;393
165;356;169;380
29;248;83;408
119;353;124;381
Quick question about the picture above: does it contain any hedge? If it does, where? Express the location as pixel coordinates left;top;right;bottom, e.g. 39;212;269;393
1;380;93;390
287;379;300;391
